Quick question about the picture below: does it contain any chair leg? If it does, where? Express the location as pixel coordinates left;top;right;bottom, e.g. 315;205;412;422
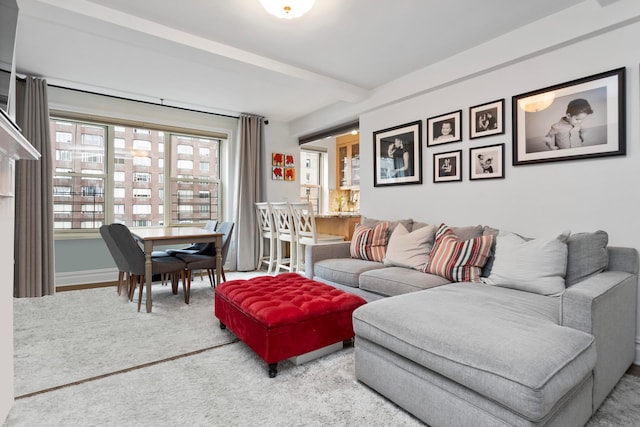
183;270;191;304
117;271;124;295
128;274;137;301
257;234;265;271
137;275;144;312
267;236;275;274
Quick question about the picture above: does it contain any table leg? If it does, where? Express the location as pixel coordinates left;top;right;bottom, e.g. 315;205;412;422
215;235;222;286
144;241;153;313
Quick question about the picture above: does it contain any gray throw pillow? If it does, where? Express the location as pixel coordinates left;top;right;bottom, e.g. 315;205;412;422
481;230;570;296
565;230;609;287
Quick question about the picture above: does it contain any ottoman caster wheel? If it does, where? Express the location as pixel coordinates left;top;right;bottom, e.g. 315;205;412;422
219;322;226;330
268;363;278;378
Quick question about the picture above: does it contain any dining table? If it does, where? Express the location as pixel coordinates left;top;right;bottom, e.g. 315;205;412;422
131;226;223;313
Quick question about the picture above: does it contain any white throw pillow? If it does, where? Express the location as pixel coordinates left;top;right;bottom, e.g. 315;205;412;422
481;230;570;296
383;223;436;272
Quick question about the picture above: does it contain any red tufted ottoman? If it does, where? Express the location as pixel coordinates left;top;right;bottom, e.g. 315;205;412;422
214;273;366;377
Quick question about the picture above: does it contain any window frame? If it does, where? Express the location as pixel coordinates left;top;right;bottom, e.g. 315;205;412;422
51;114;224;239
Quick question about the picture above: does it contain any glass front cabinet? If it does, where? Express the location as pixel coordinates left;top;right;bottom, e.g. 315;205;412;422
336;133;360;189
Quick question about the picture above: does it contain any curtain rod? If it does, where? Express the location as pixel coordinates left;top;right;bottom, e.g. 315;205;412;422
40;78;240;120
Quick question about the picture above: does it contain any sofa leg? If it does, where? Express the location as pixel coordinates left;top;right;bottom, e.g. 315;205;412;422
219;322;226;330
268;363;278;378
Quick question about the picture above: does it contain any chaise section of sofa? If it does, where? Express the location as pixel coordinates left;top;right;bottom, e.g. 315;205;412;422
352;243;638;426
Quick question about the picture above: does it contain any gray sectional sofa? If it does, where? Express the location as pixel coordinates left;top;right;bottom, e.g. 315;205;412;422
305;218;638;427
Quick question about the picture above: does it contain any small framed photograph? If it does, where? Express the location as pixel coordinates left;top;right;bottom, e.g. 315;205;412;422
373;120;422;187
469;144;505;180
427;110;462;146
433;149;462;183
469;99;505;139
512;67;626;165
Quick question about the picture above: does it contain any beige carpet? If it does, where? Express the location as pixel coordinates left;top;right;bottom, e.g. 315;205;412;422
5;272;640;426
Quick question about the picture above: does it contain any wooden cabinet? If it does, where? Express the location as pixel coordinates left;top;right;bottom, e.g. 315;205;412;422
315;214;362;241
336;134;360;189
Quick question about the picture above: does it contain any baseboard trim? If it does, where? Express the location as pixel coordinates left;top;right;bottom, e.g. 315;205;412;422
55;268;118;288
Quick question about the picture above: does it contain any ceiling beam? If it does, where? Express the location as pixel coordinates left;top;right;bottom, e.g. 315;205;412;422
35;0;369;103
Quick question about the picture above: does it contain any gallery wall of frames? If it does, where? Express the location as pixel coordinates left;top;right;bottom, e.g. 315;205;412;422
372;67;626;187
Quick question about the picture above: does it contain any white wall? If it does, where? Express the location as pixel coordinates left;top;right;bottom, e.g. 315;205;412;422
263;120;301;203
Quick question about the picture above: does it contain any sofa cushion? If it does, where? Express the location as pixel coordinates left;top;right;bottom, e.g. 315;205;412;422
425;224;494;282
350;222;389;262
353;283;596;421
482;231;570;296
314;258;386;288
413;222;484;241
362;217;413;236
359;267;450;297
565;230;609;287
383;223;436;271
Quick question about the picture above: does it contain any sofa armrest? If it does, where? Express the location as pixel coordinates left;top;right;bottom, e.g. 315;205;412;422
304;241;351;279
606;246;639;275
561;270;638;410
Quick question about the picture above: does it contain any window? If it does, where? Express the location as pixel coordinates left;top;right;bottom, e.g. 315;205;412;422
177;159;193;169
133;205;152;214
133;189;151;198
51;118;223;233
300;150;322;213
82;133;102;146
81;152;103;163
133;172;151;183
199;162;209;172
170;135;219;224
56;150;72;161
56;131;72;144
133;139;151;151
177;144;193;155
133;156;151;167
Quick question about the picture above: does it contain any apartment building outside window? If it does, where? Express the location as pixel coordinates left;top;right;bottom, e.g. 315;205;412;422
51;118;222;233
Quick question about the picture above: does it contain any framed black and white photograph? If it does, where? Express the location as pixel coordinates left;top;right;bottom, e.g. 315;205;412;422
512;67;626;166
469;99;505;139
433;149;462;183
427;110;462;146
469;144;505;180
373;120;422;187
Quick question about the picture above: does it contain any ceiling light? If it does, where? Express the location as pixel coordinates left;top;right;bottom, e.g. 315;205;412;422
259;0;315;19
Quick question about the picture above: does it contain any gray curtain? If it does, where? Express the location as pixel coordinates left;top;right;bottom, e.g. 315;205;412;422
14;76;55;297
230;114;263;271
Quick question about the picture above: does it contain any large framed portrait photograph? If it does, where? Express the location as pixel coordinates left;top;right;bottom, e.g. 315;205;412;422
469;143;505;180
512;67;626;166
433;149;462;183
469;99;504;139
427;110;462;146
373;120;422;187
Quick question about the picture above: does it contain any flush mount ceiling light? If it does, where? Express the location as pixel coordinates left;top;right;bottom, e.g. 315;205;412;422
259;0;315;19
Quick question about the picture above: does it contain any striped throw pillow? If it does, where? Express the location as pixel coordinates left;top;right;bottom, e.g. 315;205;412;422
350;222;389;262
426;223;494;282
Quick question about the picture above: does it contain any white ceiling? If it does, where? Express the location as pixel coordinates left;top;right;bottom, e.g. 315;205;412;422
14;0;586;123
